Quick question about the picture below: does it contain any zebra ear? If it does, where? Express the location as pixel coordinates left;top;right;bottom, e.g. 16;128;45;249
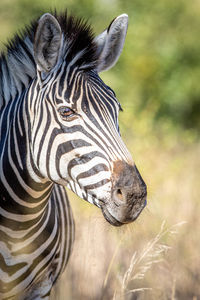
94;14;128;73
34;13;62;74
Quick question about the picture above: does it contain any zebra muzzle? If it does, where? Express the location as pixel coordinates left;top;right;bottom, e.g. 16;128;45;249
100;161;147;226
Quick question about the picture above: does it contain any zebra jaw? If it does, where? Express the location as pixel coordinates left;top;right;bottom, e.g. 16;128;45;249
65;164;147;227
72;160;147;227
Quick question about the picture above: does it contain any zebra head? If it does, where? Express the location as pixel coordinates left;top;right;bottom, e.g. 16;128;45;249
31;13;147;226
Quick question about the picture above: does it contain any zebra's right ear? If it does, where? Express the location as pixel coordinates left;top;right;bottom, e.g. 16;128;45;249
34;13;62;74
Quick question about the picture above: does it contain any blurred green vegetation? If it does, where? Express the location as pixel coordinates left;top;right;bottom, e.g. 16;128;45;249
0;0;199;139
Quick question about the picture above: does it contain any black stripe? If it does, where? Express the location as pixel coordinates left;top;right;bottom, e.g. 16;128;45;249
77;163;108;180
67;151;107;179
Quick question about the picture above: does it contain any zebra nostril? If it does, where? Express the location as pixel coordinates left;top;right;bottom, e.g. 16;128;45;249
113;188;125;203
116;189;123;200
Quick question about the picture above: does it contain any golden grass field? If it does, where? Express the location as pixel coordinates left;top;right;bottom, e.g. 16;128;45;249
51;131;200;300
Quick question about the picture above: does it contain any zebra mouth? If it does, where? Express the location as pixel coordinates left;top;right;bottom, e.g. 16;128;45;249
99;197;147;227
100;206;124;226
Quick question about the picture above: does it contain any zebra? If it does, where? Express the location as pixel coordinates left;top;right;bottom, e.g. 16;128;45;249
0;11;147;299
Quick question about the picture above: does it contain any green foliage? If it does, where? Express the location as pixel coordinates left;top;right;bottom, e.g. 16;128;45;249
0;0;199;135
127;0;200;133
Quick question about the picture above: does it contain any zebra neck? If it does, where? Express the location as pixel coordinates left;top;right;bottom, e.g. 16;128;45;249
0;91;53;217
0;161;53;229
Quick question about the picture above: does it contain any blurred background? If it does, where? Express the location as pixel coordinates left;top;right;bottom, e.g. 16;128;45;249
0;0;200;299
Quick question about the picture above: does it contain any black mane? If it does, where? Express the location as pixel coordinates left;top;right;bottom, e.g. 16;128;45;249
0;11;98;109
54;11;98;68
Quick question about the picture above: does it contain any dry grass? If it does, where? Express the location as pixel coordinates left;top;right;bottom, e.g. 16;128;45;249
113;221;186;300
51;136;200;300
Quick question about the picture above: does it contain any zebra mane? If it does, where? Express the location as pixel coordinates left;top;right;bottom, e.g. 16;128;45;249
0;11;98;109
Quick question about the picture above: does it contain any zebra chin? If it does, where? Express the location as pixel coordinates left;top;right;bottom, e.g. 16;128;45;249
100;198;147;227
101;206;124;226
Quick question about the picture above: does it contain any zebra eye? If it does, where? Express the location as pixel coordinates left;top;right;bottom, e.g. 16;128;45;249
58;107;76;120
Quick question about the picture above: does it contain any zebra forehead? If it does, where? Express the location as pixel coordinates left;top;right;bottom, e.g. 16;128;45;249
54;11;98;69
53;68;120;110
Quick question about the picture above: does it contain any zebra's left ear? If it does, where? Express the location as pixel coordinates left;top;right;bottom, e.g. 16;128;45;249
34;13;62;74
94;14;128;73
